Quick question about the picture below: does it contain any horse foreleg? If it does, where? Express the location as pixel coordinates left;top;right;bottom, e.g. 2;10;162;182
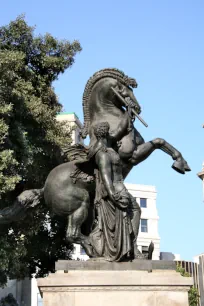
151;138;191;174
130;138;190;174
129;142;156;166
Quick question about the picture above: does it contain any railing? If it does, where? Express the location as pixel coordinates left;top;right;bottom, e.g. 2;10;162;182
176;259;204;306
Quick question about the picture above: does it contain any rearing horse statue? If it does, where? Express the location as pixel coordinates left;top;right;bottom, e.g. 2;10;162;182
81;68;190;175
0;68;190;259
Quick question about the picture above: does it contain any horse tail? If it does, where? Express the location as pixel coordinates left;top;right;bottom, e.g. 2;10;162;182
0;188;44;224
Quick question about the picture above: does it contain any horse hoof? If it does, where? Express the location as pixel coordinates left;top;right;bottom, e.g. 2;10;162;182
172;160;185;174
81;239;95;257
184;162;191;172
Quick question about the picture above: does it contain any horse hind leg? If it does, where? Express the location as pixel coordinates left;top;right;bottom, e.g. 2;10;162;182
65;191;94;256
66;191;95;257
66;191;90;244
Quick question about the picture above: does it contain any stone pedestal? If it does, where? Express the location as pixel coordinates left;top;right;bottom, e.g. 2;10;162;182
38;260;193;306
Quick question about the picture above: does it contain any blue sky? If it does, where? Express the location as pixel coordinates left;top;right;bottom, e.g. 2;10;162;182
1;0;204;260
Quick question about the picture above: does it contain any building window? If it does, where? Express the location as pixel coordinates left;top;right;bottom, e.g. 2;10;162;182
80;246;86;255
140;198;147;208
142;246;149;256
141;219;148;232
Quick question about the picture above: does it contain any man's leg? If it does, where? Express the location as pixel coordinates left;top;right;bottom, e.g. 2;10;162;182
128;194;142;258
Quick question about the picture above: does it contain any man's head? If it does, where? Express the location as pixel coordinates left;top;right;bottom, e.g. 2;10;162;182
93;122;110;139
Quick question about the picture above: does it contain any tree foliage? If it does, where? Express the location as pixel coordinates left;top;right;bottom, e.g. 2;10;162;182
0;16;81;286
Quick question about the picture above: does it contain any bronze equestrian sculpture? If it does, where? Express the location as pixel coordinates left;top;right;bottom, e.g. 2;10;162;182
0;68;190;261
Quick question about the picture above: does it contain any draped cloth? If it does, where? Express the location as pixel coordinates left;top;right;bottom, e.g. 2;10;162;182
90;170;132;262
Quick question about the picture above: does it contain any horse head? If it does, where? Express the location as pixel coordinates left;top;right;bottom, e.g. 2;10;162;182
81;68;142;139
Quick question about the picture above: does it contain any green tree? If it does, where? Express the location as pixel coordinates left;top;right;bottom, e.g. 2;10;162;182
0;16;81;286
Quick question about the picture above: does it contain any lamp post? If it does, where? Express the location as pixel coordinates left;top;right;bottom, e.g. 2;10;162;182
198;163;204;201
197;125;204;200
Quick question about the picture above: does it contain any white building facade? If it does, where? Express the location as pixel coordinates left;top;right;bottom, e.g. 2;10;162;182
125;183;160;260
56;112;83;145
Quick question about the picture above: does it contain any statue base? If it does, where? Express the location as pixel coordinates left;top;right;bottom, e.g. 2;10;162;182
38;260;193;306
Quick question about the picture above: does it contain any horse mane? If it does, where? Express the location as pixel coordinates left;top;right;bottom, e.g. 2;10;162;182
81;68;138;138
